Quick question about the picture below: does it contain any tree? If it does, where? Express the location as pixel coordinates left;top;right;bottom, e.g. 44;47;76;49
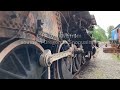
92;25;107;41
107;25;114;39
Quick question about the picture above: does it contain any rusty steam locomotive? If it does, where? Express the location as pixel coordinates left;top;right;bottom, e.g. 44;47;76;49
0;11;96;79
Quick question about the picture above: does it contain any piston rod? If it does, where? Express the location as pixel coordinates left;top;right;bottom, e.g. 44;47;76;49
39;46;82;67
49;49;72;64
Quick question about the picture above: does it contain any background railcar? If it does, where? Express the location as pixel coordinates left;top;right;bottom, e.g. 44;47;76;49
104;24;120;53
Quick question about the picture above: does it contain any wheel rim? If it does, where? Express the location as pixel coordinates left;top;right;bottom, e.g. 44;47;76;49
72;53;82;74
56;41;74;79
0;39;47;79
86;51;91;61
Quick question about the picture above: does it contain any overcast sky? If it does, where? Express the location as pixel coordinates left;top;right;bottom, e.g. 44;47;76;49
89;11;120;36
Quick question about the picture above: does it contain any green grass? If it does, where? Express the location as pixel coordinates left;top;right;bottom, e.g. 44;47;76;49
112;54;120;61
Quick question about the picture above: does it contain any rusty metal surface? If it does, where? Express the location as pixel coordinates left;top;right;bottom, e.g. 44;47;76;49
103;47;120;53
0;11;33;38
60;11;91;20
36;11;59;38
0;11;95;42
0;11;60;41
0;11;29;26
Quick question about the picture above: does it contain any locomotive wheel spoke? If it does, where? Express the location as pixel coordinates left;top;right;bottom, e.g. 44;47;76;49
72;54;81;74
0;68;25;79
10;56;20;73
25;46;31;70
40;68;47;77
12;51;27;75
74;55;79;69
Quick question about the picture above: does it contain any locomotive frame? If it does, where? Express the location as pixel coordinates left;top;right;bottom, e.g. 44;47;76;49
0;11;97;79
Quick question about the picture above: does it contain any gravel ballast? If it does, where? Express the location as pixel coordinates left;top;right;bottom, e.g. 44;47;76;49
76;47;120;79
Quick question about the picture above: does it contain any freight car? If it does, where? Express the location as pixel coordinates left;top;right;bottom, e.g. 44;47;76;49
0;11;97;79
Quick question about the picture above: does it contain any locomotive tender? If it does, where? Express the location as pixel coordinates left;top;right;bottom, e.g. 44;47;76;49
0;11;96;79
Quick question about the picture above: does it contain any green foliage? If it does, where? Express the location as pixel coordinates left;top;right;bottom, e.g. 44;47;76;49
107;25;114;39
92;25;108;41
112;54;120;61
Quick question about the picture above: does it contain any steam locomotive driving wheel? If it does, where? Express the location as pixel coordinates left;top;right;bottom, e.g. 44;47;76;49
56;41;74;79
72;52;82;75
0;39;48;79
